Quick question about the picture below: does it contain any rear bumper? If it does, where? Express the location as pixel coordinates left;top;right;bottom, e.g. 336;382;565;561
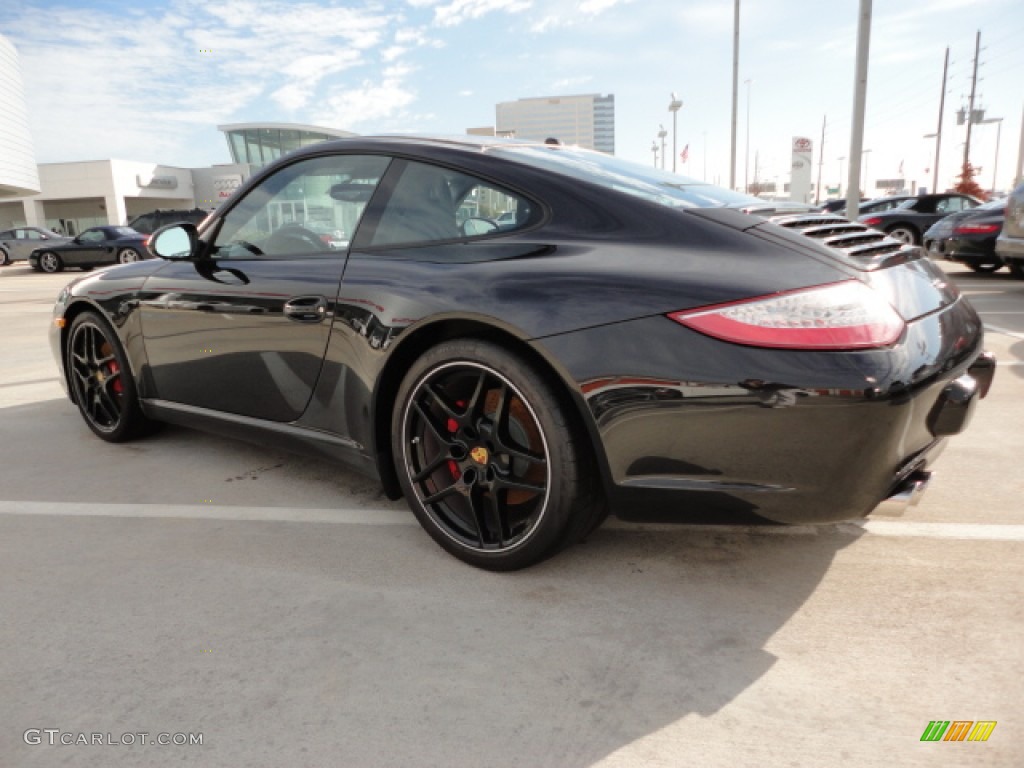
536;296;992;526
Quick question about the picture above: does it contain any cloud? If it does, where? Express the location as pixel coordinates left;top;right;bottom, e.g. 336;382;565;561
4;0;411;163
432;0;532;28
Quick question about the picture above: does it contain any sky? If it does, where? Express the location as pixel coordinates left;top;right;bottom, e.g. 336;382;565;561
3;0;1023;197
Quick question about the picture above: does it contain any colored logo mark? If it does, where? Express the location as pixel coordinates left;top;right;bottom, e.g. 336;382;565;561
920;721;997;742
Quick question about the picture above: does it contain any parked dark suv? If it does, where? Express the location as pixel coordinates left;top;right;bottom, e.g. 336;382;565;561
127;208;209;235
997;180;1024;279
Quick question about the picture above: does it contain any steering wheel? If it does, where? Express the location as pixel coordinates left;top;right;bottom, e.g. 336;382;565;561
267;224;325;254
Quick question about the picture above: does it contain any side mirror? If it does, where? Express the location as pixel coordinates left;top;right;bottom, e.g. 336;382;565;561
150;223;199;260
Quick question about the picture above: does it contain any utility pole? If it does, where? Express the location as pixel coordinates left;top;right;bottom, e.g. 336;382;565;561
962;30;981;174
730;0;740;190
933;47;949;193
845;0;872;218
1015;101;1024;185
815;114;826;204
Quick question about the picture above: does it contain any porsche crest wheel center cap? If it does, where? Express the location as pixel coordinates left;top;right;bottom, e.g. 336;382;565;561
470;446;489;465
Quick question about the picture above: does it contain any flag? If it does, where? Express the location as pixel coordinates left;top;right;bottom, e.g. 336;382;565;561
680;144;689;163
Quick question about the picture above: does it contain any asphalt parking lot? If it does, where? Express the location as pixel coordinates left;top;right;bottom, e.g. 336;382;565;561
1;260;1021;767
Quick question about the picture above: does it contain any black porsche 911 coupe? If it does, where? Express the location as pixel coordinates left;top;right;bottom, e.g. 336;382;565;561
49;136;995;570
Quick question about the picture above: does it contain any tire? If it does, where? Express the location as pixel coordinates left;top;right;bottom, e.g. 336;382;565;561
966;263;1002;273
0;247;10;266
66;311;157;442
38;251;64;273
1009;262;1024;280
117;248;140;264
885;225;919;245
392;339;599;570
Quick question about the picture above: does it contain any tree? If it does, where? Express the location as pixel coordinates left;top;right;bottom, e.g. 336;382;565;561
953;162;987;200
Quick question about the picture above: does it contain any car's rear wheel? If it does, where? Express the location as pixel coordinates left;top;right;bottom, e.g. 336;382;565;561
117;248;141;264
392;340;598;570
38;251;64;273
886;225;919;245
1009;262;1024;280
967;263;1001;273
67;311;156;442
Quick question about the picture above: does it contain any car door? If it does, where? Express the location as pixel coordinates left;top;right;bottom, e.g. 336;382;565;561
137;153;391;422
62;228;109;266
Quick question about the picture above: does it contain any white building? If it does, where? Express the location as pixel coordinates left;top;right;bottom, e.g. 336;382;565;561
0;33;40;198
495;94;615;154
0;124;355;235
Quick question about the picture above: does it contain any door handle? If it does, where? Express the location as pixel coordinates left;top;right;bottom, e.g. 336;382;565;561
283;295;328;323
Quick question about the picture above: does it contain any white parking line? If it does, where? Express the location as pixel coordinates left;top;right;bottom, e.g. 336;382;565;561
984;324;1024;340
0;500;416;525
2;501;1023;541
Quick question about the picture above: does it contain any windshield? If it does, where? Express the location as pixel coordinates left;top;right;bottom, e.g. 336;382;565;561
494;145;764;210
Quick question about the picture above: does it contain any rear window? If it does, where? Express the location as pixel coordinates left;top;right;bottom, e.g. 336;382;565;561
495;145;764;210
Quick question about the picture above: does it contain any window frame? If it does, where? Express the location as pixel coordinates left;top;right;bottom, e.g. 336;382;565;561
352;156;547;252
204;151;394;262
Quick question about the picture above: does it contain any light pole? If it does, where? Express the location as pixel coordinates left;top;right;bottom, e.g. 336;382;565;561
658;124;668;171
668;93;683;172
980;117;1003;194
744;79;752;193
861;148;872;196
651;141;659;168
923;133;938;192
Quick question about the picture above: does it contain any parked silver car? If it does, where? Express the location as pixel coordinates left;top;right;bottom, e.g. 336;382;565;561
0;226;72;265
996;180;1024;279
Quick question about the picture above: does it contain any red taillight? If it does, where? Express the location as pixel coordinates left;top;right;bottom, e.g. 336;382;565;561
862;216;883;227
668;280;905;350
953;222;1000;235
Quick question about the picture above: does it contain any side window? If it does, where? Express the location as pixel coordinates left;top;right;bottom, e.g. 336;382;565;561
371;161;534;247
213;154;390;259
79;230;105;243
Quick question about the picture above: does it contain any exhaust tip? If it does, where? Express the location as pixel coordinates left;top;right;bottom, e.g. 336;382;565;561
872;471;932;517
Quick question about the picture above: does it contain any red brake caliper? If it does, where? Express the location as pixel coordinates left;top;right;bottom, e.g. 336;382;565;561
447;400;465;479
108;361;123;394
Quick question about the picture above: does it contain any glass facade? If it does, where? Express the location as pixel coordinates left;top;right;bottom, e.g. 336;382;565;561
495;94;615;155
221;125;357;168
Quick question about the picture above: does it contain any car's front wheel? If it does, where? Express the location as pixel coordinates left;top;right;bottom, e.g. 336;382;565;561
38;251;64;273
66;311;156;442
117;248;141;264
967;263;1002;273
392;340;599;570
0;247;10;266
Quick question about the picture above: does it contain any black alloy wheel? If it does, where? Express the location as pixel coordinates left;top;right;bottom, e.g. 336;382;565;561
38;251;64;273
67;312;155;442
393;340;598;570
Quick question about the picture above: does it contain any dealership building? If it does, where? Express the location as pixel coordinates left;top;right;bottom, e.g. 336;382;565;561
0;122;355;236
0;34;40;199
